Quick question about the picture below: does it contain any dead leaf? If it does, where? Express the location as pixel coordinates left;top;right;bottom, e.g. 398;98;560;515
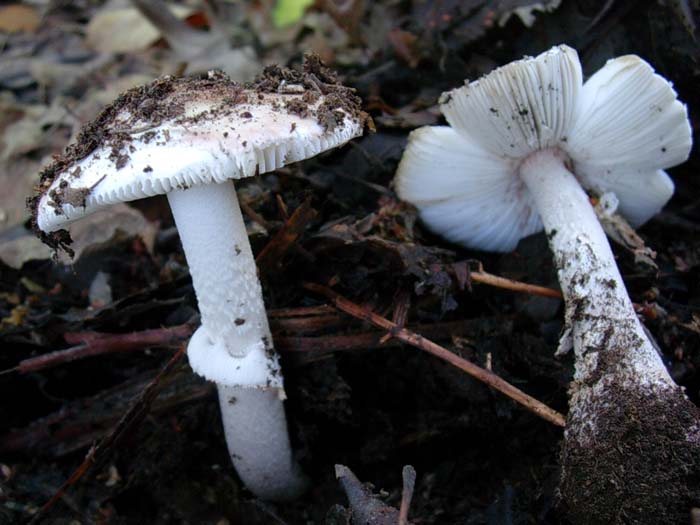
0;95;79;235
58;203;158;263
85;5;193;54
0;157;42;234
1;304;28;327
1;99;75;162
0;204;157;269
499;0;563;27
0;226;52;269
0;5;40;34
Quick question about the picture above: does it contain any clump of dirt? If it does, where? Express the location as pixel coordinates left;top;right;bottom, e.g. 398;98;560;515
255;53;369;132
559;382;700;524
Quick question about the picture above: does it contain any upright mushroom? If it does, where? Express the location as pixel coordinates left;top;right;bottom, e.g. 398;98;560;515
30;56;368;501
394;45;700;522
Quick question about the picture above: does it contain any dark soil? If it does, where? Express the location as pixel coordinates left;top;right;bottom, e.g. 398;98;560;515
561;383;700;524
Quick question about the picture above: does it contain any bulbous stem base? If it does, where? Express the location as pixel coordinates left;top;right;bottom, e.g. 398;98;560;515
520;150;700;522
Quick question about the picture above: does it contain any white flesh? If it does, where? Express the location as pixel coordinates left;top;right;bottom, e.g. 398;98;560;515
218;385;307;500
167;181;306;500
519;149;675;444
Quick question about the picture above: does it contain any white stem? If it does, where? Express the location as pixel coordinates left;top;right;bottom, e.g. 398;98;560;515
519;150;674;441
167;181;306;500
167;181;267;360
218;384;308;500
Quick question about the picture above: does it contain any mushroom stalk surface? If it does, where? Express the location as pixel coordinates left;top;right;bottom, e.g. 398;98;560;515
218;385;307;500
167;181;306;499
167;181;269;362
519;149;700;521
519;149;674;402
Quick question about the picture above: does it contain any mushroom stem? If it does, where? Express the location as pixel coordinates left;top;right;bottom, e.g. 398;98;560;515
519;150;700;519
167;181;269;362
218;385;308;500
167;181;307;500
518;149;673;399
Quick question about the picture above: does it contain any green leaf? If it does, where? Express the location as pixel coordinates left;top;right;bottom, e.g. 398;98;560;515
272;0;314;28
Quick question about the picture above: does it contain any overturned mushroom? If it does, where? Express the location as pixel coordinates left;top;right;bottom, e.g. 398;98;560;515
395;45;700;522
30;56;368;500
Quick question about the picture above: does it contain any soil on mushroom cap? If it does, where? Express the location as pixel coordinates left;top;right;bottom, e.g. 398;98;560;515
254;53;367;133
27;54;369;253
560;381;700;524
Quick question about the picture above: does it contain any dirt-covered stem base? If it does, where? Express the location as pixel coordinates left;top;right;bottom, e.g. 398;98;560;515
519;150;700;523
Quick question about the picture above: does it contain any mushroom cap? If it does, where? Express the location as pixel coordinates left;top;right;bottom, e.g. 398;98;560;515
395;45;692;252
32;58;367;236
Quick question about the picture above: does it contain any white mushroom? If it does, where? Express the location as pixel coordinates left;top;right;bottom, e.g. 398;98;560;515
31;58;367;501
395;45;700;521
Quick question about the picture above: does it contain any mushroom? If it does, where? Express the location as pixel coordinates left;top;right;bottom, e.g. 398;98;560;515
394;45;700;521
29;56;368;501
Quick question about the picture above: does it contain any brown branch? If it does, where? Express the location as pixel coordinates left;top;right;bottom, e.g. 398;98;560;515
451;260;562;299
470;270;562;299
304;282;566;428
268;305;335;317
29;346;186;523
17;325;194;374
13;317;497;376
240;200;271;231
9;308;341;375
256;198;318;272
276;319;489;354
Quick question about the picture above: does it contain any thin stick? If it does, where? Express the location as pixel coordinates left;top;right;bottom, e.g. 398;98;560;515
304;283;566;427
470;270;562;299
268;305;335;317
256;198;317;272
8;317;493;376
17;325;193;374
451;260;562;299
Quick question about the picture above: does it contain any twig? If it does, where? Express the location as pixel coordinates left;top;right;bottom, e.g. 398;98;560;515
304;283;566;427
256;199;317;272
0;372;211;456
16;325;193;374
584;0;617;33
379;287;411;344
335;464;399;524
129;0;218;58
240;200;271;231
29;346;186;523
276;319;490;354
11;319;494;376
452;261;562;299
268;305;335;317
470;270;562;299
8;307;343;376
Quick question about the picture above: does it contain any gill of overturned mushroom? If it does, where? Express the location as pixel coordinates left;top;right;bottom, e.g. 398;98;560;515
394;45;700;522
